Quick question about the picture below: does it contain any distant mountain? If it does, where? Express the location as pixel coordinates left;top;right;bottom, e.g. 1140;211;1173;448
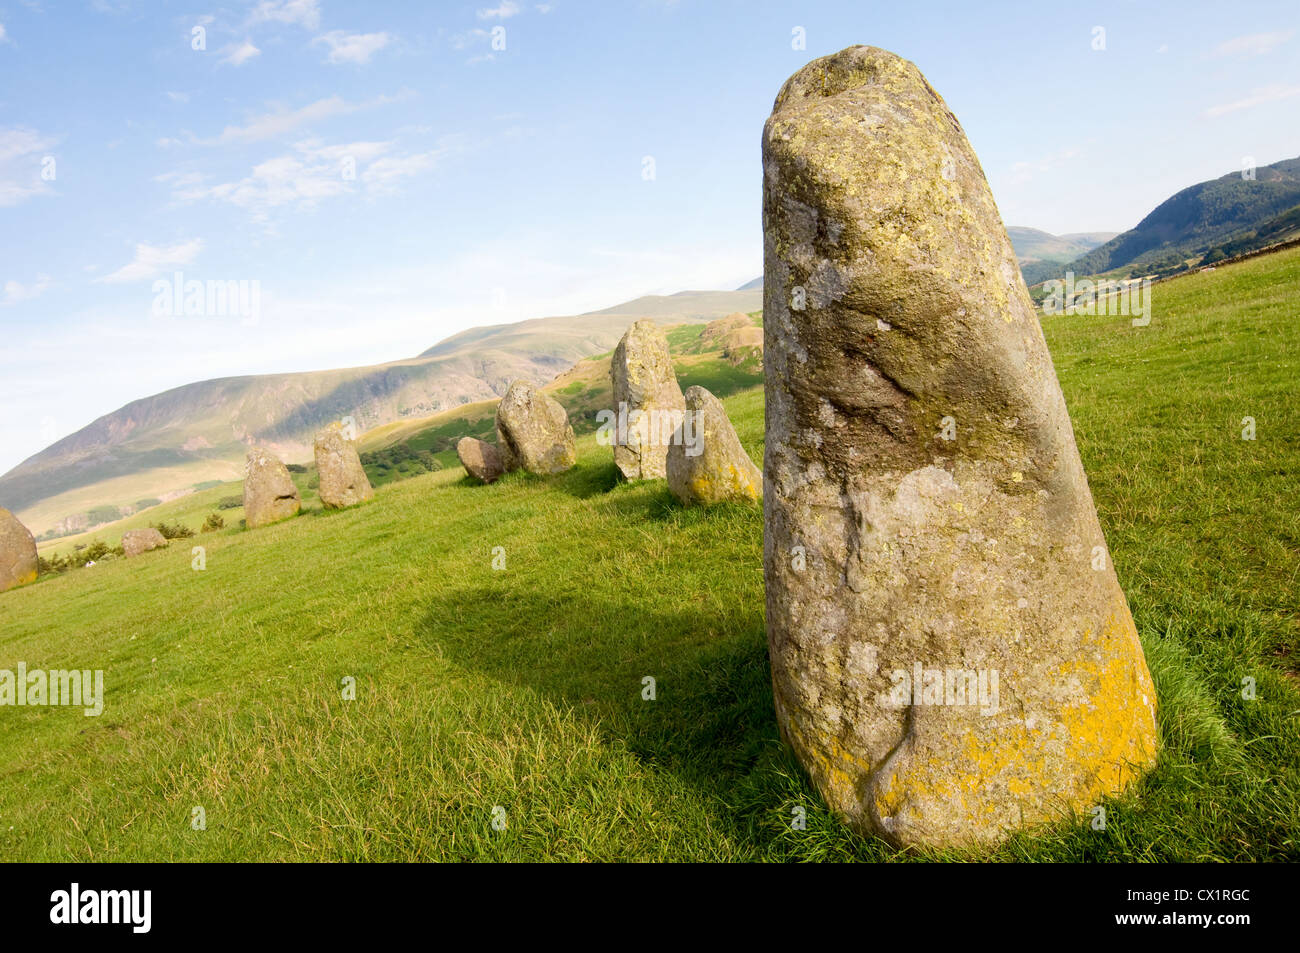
1061;156;1300;279
1;289;760;534
735;277;763;291
1007;227;1116;263
1007;228;1117;286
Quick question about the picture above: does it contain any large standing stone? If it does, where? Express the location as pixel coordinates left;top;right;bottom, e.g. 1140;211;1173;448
495;380;576;475
243;447;302;528
0;508;38;592
457;436;507;484
314;422;374;509
122;527;168;557
762;46;1158;848
666;386;762;505
610;320;686;480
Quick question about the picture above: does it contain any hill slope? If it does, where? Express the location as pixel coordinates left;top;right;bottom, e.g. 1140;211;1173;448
1;246;1296;861
1061;156;1300;278
0;289;759;535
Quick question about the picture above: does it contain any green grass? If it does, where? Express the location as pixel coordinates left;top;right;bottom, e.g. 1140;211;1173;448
1;249;1298;861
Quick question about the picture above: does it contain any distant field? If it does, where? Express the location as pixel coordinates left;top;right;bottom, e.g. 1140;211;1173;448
0;250;1296;861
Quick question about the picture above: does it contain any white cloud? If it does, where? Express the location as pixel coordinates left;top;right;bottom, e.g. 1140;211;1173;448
0;23;8;43
166;91;190;103
0;126;58;207
1213;31;1293;57
203;94;397;145
452;28;489;51
1204;83;1300;118
1;274;51;306
163;137;457;220
247;0;320;30
535;3;553;11
98;240;203;284
362;148;449;194
478;1;521;19
220;40;261;66
314;30;391;65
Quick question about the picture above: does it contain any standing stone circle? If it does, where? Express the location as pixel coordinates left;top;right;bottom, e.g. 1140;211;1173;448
457;436;508;484
762;46;1158;848
610;320;685;480
495;380;576;475
666;386;762;505
0;508;38;592
122;527;168;557
314;421;374;509
243;447;302;528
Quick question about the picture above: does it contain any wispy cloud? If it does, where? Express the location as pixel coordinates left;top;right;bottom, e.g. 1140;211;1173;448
478;2;521;19
1213;31;1293;57
314;30;391;65
1;274;51;306
220;40;261;66
247;0;320;30
201;94;401;146
161;137;459;221
0;126;58;207
98;240;204;284
1204;83;1300;118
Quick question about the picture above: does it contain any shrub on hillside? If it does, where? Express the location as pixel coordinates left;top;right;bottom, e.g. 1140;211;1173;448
217;495;243;510
201;513;224;533
286;463;308;473
153;521;195;540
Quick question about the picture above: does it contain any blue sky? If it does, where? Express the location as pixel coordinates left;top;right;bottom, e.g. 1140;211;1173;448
1;0;1297;475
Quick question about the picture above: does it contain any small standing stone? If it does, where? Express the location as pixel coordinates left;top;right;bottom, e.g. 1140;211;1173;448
0;508;38;592
457;437;508;484
495;380;576;475
314;422;374;509
122;527;168;557
666;386;762;505
243;447;302;528
610;320;685;480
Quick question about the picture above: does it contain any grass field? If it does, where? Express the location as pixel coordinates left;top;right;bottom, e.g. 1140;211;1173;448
0;249;1297;861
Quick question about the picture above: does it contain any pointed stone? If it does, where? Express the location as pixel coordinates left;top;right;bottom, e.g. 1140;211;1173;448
610;320;686;480
666;386;761;505
314;421;374;509
762;46;1157;848
243;447;302;528
0;508;38;592
495;380;576;475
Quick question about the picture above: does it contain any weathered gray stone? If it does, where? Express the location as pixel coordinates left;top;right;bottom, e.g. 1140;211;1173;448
243;447;302;528
314;421;374;509
610;320;685;480
122;527;168;557
762;46;1158;849
0;508;38;592
457;436;508;484
666;386;762;505
495;380;576;475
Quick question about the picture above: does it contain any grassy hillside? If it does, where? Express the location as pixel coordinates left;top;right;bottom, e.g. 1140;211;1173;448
0;249;1296;861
